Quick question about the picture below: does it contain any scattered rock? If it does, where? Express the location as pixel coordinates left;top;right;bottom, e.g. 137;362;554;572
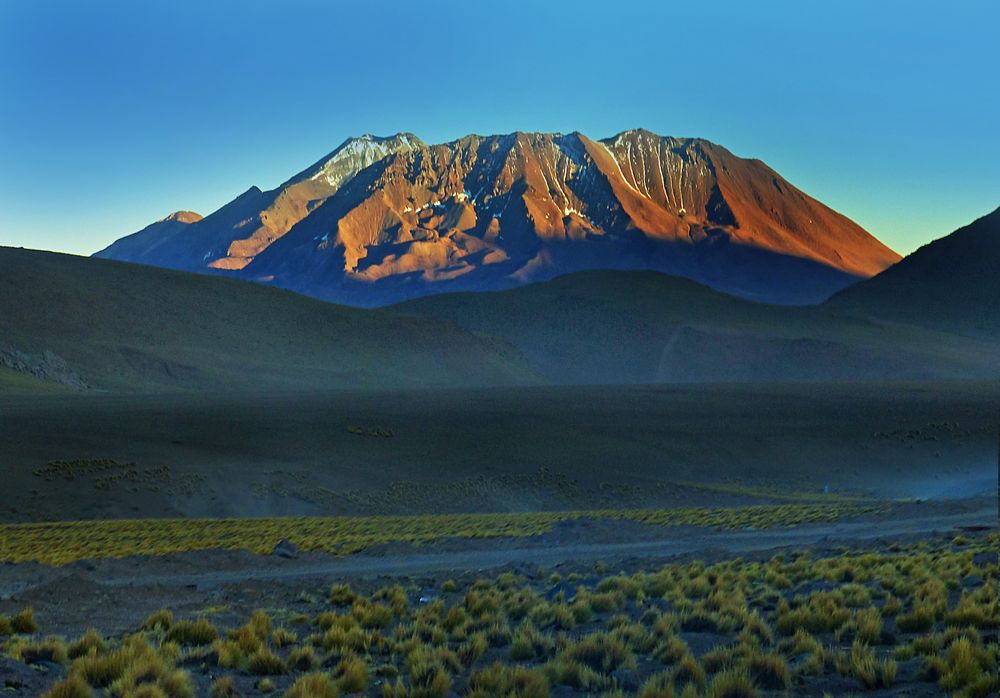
272;539;298;559
611;669;639;691
0;345;89;389
544;581;577;602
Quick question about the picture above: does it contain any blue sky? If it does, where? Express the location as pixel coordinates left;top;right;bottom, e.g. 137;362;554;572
1;0;997;257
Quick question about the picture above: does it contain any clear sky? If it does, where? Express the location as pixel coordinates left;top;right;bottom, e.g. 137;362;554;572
1;0;997;257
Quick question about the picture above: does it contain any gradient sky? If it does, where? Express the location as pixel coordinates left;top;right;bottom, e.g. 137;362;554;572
1;0;997;257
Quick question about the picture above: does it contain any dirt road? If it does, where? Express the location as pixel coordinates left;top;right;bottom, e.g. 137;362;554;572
86;504;996;590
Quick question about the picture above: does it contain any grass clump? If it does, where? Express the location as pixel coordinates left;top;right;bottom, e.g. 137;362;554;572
776;595;850;635
544;657;605;691
165;618;217;646
706;668;758;697
140;609;173;632
329;582;359;606
208;676;241;698
671;654;707;690
638;672;676;698
468;661;550;698
271;626;298;647
850;641;896;689
247;648;286;675
288;645;319;671
69;629;106;659
334;654;369;693
928;635;997;693
11;607;38;634
15;636;69;664
895;605;936;633
745;652;790;689
561;632;636;674
43;675;93;698
285;673;338;698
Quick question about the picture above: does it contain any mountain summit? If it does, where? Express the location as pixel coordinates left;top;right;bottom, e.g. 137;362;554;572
96;129;899;305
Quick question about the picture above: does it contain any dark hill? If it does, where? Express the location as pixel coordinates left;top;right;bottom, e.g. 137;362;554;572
0;247;532;392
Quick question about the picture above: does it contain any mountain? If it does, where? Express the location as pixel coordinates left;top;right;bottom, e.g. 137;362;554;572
97;130;899;305
97;133;424;271
98;210;205;264
394;269;1000;384
5;243;998;393
0;247;531;392
827;206;1000;337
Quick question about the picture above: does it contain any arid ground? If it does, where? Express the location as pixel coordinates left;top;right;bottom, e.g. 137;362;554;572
0;381;996;697
1;382;997;523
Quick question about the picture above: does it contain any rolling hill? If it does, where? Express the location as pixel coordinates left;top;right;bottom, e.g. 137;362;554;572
0;247;532;392
827;206;1000;337
395;269;1000;384
96;130;900;306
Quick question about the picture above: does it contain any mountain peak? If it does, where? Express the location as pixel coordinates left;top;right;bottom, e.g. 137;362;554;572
287;132;425;189
161;211;202;224
101;127;901;306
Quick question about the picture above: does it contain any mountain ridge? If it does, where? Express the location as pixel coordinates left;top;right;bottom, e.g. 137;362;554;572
96;129;900;305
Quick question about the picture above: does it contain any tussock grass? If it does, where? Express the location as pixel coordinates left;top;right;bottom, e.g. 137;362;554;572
284;673;338;698
11;607;38;634
43;675;93;698
468;661;550;698
246;648;286;675
706;668;758;697
745;652;790;689
14;636;69;664
164;618;217;646
68;629;105;660
334;654;369;692
208;676;239;698
850;641;897;689
13;530;997;698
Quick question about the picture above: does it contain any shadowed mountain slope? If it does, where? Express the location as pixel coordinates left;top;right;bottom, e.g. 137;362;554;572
0;247;532;392
395;269;1000;384
827;206;1000;337
97;130;899;306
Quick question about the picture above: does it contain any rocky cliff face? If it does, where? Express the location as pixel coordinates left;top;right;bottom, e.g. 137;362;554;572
97;130;899;305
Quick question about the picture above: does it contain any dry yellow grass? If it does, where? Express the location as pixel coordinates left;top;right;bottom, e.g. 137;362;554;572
0;503;887;566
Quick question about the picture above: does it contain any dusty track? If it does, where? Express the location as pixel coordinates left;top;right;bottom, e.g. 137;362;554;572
87;504;996;590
